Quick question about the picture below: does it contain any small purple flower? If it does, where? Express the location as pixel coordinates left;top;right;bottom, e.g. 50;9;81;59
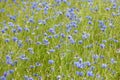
82;32;90;40
24;75;29;80
12;37;18;42
110;58;116;64
35;62;41;66
60;33;65;38
29;77;34;80
0;76;6;80
30;65;35;69
43;39;49;45
5;38;10;43
49;49;55;53
92;54;99;60
17;26;22;32
48;60;54;64
24;27;29;32
49;28;55;34
78;40;83;44
3;72;8;77
1;29;5;33
87;71;94;77
10;16;16;21
8;70;14;74
85;61;91;67
101;64;107;68
100;44;105;49
76;71;84;76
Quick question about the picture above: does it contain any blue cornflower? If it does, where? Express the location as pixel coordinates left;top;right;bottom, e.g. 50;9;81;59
5;38;10;43
35;62;41;66
55;44;61;49
101;64;107;68
24;27;29;32
24;75;29;80
10;15;16;21
17;26;22;32
49;28;55;34
30;65;35;69
88;21;92;25
29;18;34;23
85;61;91;67
110;58;116;64
105;8;110;11
36;41;41;45
82;32;90;40
12;29;17;33
49;49;55;53
48;35;52;39
33;73;39;77
60;33;65;38
3;72;8;77
0;8;5;13
43;39;49;45
87;71;94;77
78;40;83;44
112;3;117;9
76;71;84;76
29;77;34;80
8;22;14;27
0;76;6;80
54;34;59;38
74;30;78;33
12;37;18;42
92;54;99;60
86;16;92;20
19;54;28;60
100;44;105;49
1;29;5;33
48;60;54;64
31;2;38;9
8;70;14;74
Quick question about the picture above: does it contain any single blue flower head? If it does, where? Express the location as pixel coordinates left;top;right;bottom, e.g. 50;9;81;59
87;71;94;77
100;44;105;49
48;60;54;64
0;76;6;80
76;71;84;76
101;64;107;68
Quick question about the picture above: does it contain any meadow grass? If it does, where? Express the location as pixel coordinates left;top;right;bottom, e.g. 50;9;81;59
0;0;120;80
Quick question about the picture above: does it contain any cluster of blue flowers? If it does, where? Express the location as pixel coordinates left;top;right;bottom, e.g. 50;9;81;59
0;0;119;80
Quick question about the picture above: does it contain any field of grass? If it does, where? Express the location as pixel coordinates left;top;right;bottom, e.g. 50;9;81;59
0;0;120;80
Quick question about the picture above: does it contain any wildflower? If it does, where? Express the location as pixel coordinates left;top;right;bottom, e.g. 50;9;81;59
0;76;6;80
24;75;29;80
87;71;94;77
5;38;10;43
49;49;55;53
8;70;14;74
49;28;55;34
35;62;41;66
8;22;14;27
48;60;54;64
78;40;83;44
110;58;116;64
82;32;90;40
68;35;75;44
17;26;22;32
101;64;107;68
1;29;5;33
12;37;18;42
76;71;84;76
100;44;105;49
56;75;61;80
